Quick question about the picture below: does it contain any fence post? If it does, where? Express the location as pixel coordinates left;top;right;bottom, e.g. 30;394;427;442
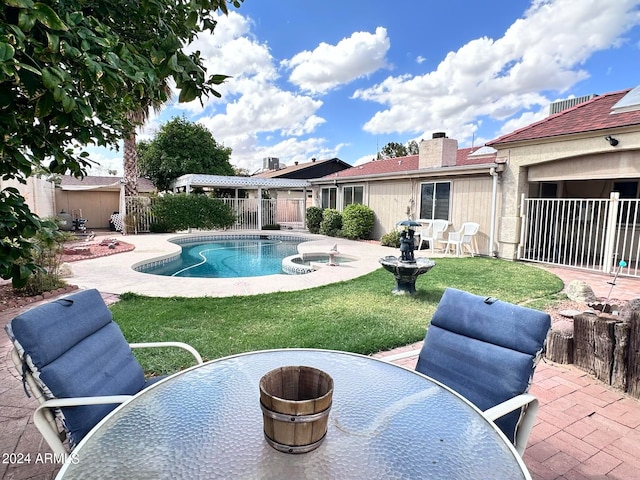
602;192;620;274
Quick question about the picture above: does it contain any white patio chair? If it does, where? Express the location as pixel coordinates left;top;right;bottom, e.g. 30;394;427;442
443;222;479;256
417;219;448;252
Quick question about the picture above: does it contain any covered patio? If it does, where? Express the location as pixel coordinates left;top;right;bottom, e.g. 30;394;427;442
170;174;311;230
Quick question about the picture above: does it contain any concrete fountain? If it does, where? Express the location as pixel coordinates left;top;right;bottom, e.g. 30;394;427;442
379;220;436;295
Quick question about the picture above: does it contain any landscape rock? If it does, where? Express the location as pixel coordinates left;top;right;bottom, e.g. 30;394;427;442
565;280;597;303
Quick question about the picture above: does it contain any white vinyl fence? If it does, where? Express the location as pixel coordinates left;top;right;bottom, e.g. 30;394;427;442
519;192;640;278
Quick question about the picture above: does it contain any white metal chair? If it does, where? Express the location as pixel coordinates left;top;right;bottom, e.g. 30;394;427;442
444;222;479;256
417;219;448;252
5;289;203;455
384;288;551;456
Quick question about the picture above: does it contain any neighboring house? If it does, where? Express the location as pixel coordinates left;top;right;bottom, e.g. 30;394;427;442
254;157;352;209
310;86;640;277
56;176;155;229
254;157;352;180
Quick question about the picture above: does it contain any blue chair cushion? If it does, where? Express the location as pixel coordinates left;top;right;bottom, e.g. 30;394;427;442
415;288;551;443
5;289;147;447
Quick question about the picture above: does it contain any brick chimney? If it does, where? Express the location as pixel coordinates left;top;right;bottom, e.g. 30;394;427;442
418;132;458;169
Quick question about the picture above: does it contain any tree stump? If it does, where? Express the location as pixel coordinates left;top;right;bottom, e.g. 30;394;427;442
546;330;573;364
628;311;640;399
573;313;597;375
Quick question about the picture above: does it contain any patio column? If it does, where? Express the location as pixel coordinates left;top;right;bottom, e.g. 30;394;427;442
257;187;263;229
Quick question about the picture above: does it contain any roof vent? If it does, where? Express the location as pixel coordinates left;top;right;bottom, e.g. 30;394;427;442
432;132;446;139
311;157;317;162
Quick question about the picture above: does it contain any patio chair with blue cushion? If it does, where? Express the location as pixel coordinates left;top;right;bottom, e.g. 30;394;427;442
5;288;203;455
385;287;551;456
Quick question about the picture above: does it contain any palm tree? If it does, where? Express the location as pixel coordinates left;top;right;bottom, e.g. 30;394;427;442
121;82;172;232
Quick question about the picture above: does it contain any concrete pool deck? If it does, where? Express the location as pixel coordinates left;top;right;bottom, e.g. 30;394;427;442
66;231;415;297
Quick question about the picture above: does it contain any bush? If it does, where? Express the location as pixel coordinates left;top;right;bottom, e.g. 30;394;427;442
341;204;375;239
149;221;174;233
151;193;236;231
16;219;72;296
319;208;342;237
380;230;401;248
306;206;323;234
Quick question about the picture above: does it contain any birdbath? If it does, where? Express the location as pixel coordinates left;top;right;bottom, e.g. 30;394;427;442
379;220;436;295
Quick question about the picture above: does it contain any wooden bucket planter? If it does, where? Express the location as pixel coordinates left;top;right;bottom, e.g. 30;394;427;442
259;366;333;453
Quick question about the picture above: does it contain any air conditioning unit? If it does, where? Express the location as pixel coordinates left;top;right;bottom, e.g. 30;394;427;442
263;157;280;170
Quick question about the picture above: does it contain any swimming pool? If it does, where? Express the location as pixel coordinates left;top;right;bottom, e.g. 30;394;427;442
137;236;303;278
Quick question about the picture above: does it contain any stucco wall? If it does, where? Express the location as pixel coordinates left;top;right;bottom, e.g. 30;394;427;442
0;177;56;219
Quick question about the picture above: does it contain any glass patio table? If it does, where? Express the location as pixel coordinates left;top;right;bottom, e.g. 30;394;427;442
56;349;531;479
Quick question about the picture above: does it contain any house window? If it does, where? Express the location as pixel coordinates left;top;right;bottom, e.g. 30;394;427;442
343;186;364;207
321;187;337;209
419;182;451;220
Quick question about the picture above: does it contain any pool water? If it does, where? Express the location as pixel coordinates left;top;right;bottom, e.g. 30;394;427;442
138;239;301;278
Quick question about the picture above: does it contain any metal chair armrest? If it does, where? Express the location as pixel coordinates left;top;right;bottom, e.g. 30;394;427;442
483;393;539;456
34;395;133;456
129;342;203;364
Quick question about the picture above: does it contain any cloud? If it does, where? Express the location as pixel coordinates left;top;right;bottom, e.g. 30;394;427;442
353;0;640;144
283;27;390;94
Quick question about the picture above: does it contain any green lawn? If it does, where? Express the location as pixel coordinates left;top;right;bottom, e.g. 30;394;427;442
110;257;564;375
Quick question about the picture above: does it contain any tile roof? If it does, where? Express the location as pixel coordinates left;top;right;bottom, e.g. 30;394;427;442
487;88;640;145
322;146;492;179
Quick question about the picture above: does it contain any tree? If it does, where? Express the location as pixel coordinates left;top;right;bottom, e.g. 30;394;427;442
139;117;234;192
0;0;243;286
380;142;408;159
379;140;419;159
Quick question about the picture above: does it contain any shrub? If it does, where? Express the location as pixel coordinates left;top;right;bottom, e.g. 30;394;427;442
341;204;375;239
149;221;173;233
151;193;236;231
319;208;342;237
306;206;323;234
16;219;72;296
380;230;401;248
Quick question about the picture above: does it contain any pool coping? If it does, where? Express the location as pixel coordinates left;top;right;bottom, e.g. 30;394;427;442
66;231;419;298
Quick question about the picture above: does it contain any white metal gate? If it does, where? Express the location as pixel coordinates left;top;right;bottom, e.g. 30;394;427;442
519;192;640;278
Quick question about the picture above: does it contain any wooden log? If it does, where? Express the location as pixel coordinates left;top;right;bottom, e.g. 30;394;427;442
573;313;597;375
545;330;573;364
628;311;640;399
611;322;629;391
593;316;618;385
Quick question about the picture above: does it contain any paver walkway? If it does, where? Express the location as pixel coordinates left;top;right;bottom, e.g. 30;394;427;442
1;268;639;479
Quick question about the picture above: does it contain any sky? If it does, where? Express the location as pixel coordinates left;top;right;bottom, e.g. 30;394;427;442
86;0;640;176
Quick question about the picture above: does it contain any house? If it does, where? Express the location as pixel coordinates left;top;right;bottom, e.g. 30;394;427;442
486;88;640;270
310;134;499;256
310;87;640;277
56;175;156;230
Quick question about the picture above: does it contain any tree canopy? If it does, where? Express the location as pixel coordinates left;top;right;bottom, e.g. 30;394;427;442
138;117;234;192
0;0;243;286
379;140;419;159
